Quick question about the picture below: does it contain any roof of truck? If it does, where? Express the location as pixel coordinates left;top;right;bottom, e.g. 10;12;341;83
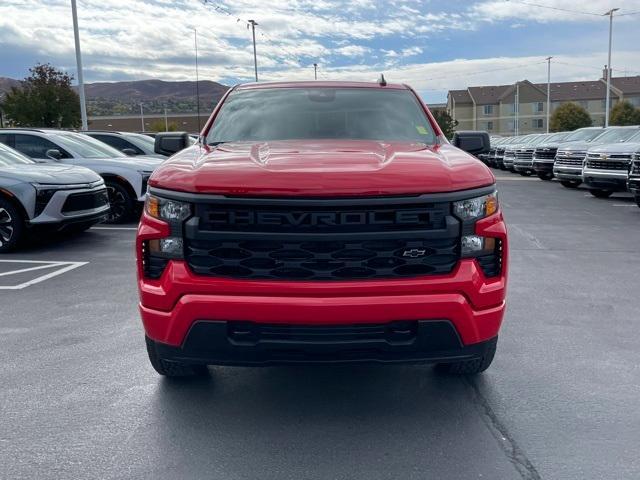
235;81;409;90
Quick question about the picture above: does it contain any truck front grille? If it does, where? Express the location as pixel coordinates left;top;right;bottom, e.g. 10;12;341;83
515;149;534;160
183;196;463;281
585;154;631;171
533;148;557;160
631;157;640;175
555;152;585;166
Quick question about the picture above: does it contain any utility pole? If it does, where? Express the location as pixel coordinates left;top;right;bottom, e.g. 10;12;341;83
546;57;552;133
248;20;258;82
70;0;88;130
140;104;145;132
164;108;168;131
604;8;619;128
313;63;318;80
515;81;520;136
194;28;201;131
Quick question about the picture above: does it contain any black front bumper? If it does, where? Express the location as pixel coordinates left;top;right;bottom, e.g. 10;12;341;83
583;175;628;192
627;177;640;195
153;320;496;366
533;161;554;174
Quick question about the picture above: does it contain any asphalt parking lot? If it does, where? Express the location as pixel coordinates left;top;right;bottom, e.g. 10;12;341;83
1;174;639;480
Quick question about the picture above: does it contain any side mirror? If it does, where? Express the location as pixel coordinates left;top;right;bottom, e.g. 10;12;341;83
452;131;491;156
154;132;190;156
121;148;137;156
45;149;62;161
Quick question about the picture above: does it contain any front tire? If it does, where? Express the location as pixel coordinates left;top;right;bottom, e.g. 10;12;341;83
435;338;497;375
589;189;613;198
560;180;581;188
0;198;24;253
145;336;209;377
537;172;553;181
104;181;133;224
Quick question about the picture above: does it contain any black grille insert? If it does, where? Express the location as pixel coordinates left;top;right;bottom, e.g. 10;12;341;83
62;189;109;213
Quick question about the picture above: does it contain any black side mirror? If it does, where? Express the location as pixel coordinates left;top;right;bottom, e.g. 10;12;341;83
45;149;62;161
154;132;190;156
121;148;137;156
452;131;491;156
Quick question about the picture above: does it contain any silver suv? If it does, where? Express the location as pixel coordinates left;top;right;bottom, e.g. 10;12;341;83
0;143;109;252
83;131;165;158
0;129;164;223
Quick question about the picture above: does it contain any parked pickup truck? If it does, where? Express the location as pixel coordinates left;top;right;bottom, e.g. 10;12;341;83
628;153;640;208
583;128;640;198
553;127;637;189
137;81;508;377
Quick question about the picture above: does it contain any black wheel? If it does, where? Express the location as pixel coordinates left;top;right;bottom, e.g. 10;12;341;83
435;338;497;375
519;170;532;177
589;189;613;198
0;198;24;253
560;180;581;188
635;196;640;208
145;336;209;377
104;181;133;224
537;172;553;181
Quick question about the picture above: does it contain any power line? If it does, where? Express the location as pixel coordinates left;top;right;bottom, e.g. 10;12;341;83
504;0;602;16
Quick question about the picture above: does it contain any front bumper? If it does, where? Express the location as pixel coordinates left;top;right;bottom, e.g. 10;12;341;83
533;159;554;174
137;211;508;364
553;165;583;181
583;169;629;192
513;160;533;172
30;186;110;226
629;176;640;195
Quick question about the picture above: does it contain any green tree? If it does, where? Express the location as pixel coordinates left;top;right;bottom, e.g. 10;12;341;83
549;102;592;132
432;109;459;139
609;100;640;126
1;64;80;128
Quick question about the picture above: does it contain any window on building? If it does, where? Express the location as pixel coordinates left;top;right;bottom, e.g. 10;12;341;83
532;118;544;129
578;100;589;110
507;120;516;131
483;105;494;115
487;121;494;130
508;103;516;115
534;102;544;113
628;97;640;107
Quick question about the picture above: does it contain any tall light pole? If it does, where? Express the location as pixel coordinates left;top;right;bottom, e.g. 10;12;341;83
140;104;145;132
248;20;258;82
313;63;318;80
70;0;88;130
194;28;201;131
515;81;520;136
604;8;619;128
546;57;552;133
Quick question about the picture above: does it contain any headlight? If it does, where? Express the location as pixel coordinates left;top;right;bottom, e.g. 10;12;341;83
453;191;498;221
145;194;192;222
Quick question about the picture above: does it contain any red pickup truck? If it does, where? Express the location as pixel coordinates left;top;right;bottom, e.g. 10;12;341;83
137;81;508;376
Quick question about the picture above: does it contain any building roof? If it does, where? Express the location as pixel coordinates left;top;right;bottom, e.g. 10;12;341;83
448;75;640;105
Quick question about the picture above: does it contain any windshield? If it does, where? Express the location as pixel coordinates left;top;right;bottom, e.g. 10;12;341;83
593;128;640;144
528;135;550;146
545;132;569;143
0;143;35;166
55;132;126;159
206;88;437;144
123;133;155;151
564;128;603;142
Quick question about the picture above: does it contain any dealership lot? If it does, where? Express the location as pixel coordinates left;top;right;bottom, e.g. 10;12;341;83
1;175;639;480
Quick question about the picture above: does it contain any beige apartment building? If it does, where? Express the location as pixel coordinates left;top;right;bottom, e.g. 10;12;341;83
447;74;640;136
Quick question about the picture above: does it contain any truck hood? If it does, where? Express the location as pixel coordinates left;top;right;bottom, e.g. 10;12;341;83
557;141;597;153
149;140;495;196
0;164;102;184
587;142;640;154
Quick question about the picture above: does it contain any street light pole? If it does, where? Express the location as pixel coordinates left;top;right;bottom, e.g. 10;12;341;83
70;0;88;130
515;81;520;136
248;20;258;82
140;103;145;132
194;28;201;131
604;8;619;128
546;57;552;133
313;63;318;80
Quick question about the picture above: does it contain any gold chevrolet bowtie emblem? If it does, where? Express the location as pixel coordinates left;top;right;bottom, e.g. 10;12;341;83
601;154;608;160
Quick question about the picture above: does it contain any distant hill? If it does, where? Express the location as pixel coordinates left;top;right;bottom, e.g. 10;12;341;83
0;77;229;116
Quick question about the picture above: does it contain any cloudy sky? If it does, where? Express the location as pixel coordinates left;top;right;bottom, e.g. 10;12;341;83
1;0;640;102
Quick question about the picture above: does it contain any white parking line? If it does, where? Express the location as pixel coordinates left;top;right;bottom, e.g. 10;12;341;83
0;260;88;290
612;204;637;207
91;226;138;231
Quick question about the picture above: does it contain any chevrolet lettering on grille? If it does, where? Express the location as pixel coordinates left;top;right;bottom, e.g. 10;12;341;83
206;210;429;227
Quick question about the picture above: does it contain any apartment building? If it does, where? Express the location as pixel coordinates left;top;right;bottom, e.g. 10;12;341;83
447;74;640;136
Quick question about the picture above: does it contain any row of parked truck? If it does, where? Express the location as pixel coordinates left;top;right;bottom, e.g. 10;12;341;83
480;126;640;207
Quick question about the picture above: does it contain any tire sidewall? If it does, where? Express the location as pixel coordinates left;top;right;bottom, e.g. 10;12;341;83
0;197;24;253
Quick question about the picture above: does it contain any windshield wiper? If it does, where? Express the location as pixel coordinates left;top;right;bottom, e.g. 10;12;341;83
207;141;230;146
